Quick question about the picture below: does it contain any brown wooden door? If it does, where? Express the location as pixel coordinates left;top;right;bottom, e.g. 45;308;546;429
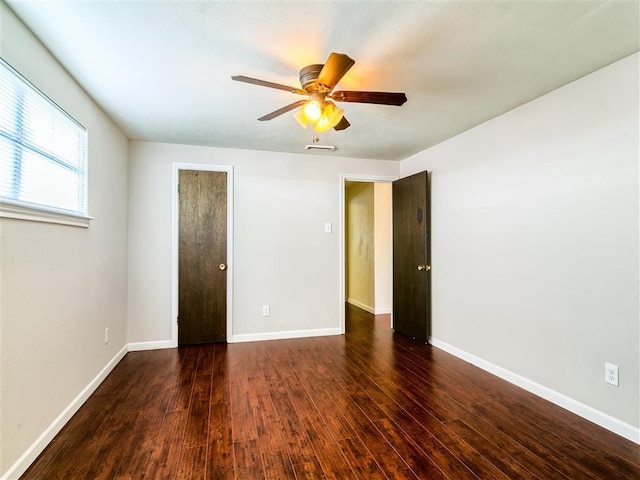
393;171;430;343
178;169;227;344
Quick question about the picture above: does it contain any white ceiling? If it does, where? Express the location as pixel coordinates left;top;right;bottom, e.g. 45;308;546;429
6;1;639;161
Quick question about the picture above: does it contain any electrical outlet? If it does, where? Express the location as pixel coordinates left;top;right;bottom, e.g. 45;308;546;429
262;305;270;317
104;328;109;345
605;363;618;386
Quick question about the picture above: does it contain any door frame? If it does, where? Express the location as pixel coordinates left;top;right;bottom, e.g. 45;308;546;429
339;173;398;334
171;163;234;347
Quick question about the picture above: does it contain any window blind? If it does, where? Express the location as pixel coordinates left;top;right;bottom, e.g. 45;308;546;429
0;58;88;217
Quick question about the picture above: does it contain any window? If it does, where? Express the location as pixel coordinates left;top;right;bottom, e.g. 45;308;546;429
0;58;89;225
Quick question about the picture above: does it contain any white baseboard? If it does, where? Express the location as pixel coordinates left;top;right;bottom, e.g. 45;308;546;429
430;337;640;444
128;339;174;351
232;327;342;343
347;298;375;314
1;345;129;480
347;299;390;315
374;307;392;315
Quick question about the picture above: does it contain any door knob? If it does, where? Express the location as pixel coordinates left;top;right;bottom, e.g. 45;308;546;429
219;264;227;271
417;264;431;271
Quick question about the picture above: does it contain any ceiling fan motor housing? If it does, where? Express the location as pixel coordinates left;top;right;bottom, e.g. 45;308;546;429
299;64;324;92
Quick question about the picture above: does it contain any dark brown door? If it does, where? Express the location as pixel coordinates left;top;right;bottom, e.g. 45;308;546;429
178;169;227;345
393;171;430;343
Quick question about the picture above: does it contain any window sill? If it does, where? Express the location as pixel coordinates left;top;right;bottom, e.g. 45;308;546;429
0;202;93;228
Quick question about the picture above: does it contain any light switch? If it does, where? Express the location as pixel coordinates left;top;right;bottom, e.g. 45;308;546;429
324;222;332;234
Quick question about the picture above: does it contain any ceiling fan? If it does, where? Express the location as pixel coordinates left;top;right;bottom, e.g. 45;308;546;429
232;52;407;133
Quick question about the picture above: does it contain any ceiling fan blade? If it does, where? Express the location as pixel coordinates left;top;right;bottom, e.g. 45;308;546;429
333;116;350;131
331;91;407;106
258;100;307;121
232;75;307;95
316;52;355;91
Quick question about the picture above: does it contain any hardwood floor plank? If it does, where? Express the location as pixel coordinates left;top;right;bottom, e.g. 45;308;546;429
313;454;357;480
361;356;565;478
444;418;543;480
335;396;419;479
207;401;235;476
81;410;138;480
267;386;318;465
337;436;387;479
144;409;189;479
372;417;448;479
195;345;215;375
167;346;200;412
229;375;259;442
234;439;266;479
291;460;325;479
116;384;169;477
384;329;640;478
20;305;640;480
261;449;295;479
182;374;212;449
294;366;358;441
342;310;598;479
260;362;319;466
211;344;230;404
175;445;207;480
253;387;289;453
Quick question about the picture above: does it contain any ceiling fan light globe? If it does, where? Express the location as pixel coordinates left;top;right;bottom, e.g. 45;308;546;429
314;103;344;132
293;109;308;129
302;100;322;124
314;117;332;132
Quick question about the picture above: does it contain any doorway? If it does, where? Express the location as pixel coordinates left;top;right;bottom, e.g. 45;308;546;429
340;174;397;333
172;163;234;347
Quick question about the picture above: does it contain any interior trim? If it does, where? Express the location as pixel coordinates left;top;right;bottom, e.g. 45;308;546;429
430;337;640;444
0;345;128;480
232;327;342;343
171;163;234;347
339;173;398;334
128;340;173;352
0;202;93;228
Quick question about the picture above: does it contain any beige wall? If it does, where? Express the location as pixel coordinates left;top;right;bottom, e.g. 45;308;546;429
373;183;392;314
345;182;375;311
345;182;392;314
1;3;129;477
403;53;639;432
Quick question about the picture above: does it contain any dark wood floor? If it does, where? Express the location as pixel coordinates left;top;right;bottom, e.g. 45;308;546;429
22;305;639;479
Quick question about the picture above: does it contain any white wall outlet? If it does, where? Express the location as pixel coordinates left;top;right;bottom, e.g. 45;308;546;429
262;305;270;317
324;222;332;234
104;327;109;345
605;362;619;386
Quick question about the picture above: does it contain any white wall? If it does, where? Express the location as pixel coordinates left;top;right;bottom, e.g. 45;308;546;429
402;53;639;433
374;182;392;314
346;182;375;311
127;142;399;343
0;3;129;477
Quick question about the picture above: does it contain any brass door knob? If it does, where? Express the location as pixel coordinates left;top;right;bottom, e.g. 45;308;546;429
219;263;227;271
417;264;431;271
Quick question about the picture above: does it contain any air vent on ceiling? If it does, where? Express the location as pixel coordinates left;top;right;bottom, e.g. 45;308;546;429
305;144;336;152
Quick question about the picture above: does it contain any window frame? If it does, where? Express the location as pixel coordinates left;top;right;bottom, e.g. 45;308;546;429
0;58;92;228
